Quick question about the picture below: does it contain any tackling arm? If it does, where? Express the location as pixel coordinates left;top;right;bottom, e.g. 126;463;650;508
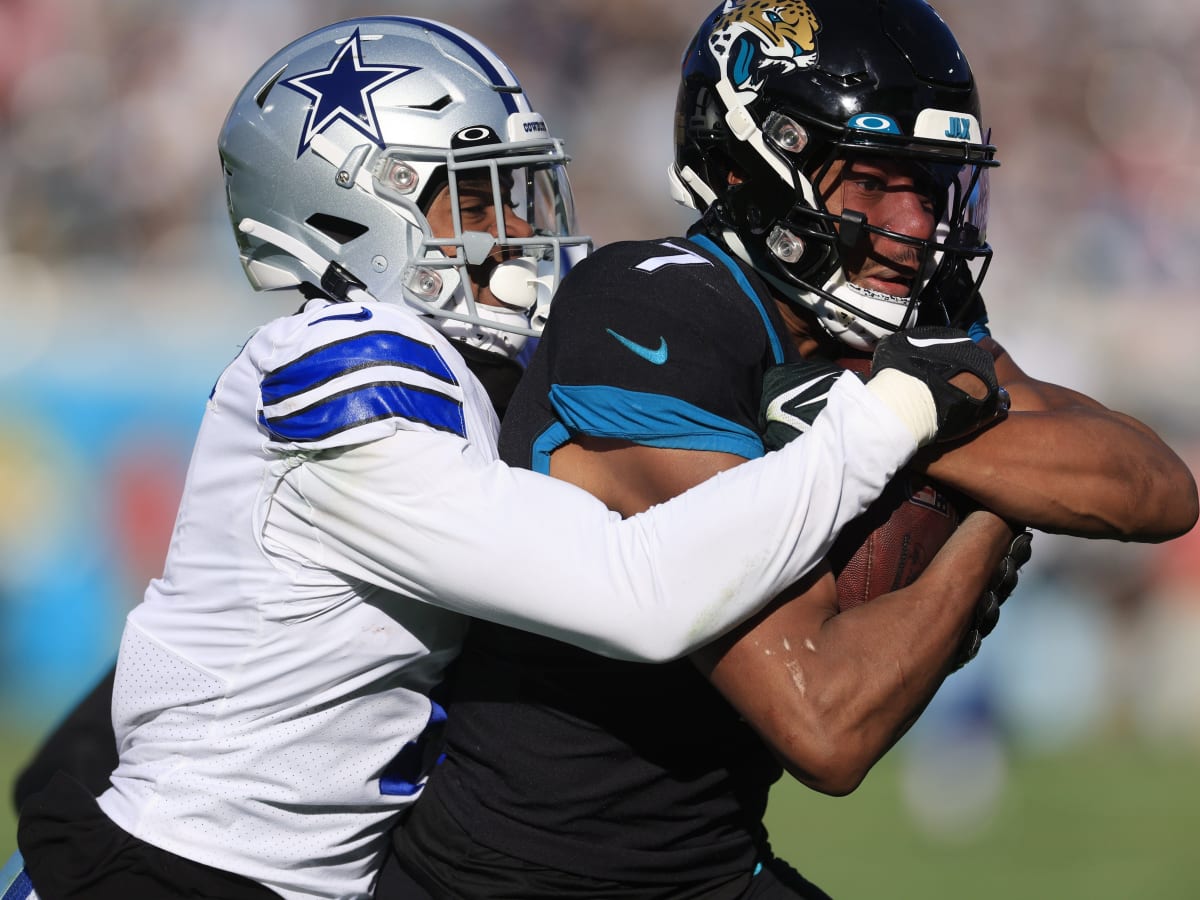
914;338;1198;541
269;374;918;663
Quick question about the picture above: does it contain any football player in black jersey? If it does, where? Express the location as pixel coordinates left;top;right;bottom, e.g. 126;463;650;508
386;1;1196;898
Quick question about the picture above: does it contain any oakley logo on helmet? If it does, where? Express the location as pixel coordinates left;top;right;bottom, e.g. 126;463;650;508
451;125;501;148
847;114;901;135
709;0;821;89
282;28;419;158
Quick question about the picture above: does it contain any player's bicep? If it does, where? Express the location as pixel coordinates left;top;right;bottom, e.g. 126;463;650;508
550;436;746;518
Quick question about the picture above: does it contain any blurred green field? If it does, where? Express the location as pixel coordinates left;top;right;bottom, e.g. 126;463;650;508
765;741;1200;899
3;732;1199;897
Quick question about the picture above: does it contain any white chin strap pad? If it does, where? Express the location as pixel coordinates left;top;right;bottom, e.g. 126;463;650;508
489;257;557;332
812;272;916;352
487;258;539;309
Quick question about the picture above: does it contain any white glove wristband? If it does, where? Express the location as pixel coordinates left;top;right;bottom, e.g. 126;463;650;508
866;368;938;446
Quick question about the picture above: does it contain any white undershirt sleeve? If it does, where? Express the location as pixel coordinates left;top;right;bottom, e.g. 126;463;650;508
269;371;916;662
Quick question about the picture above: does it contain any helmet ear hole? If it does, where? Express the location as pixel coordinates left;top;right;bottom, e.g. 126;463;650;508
305;214;368;245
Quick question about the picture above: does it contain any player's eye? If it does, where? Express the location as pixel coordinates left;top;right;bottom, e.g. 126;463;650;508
459;200;490;219
846;175;886;195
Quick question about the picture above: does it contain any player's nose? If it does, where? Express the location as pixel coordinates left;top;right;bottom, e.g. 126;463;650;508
878;189;935;241
500;206;534;239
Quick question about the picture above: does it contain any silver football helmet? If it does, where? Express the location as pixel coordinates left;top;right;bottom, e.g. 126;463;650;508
219;16;590;359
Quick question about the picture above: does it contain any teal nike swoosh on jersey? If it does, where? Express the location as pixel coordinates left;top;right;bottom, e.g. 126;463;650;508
606;329;668;365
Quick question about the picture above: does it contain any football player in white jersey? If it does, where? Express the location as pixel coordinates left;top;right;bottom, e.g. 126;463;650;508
9;15;1007;900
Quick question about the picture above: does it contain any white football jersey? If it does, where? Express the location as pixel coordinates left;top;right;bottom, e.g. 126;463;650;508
98;298;486;899
96;297;921;899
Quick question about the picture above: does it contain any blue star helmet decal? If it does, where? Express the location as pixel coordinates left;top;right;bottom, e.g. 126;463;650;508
281;28;419;158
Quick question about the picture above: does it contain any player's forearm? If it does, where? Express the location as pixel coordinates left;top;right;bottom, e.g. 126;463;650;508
813;512;1010;781
933;341;1199;539
701;511;1012;796
917;407;1197;541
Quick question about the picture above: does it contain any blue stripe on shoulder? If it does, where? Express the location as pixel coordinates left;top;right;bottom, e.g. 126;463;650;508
261;381;465;442
549;384;764;459
261;331;457;406
0;850;33;900
688;234;785;365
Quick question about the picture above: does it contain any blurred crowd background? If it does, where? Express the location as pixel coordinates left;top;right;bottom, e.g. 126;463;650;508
1;0;1198;849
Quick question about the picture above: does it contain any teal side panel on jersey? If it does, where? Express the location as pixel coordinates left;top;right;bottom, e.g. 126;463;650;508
548;384;764;460
688;234;786;365
529;421;572;475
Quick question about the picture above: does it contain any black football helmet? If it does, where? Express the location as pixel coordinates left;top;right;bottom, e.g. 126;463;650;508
671;0;998;350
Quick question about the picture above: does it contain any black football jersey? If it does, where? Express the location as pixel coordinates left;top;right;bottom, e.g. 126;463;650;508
405;233;801;894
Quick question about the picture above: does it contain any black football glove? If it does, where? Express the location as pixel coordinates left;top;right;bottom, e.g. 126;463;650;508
872;326;1009;442
955;528;1033;669
760;356;846;451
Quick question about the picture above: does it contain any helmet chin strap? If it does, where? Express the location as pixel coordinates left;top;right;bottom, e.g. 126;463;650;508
718;225;913;353
436;303;530;359
817;280;913;352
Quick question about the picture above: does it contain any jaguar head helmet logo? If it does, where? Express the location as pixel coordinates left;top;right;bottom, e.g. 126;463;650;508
708;0;821;91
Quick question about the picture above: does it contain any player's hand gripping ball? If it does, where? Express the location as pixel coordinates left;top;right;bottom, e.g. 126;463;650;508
954;528;1033;668
761;355;1031;649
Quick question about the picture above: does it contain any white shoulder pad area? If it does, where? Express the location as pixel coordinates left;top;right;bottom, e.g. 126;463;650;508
248;300;478;452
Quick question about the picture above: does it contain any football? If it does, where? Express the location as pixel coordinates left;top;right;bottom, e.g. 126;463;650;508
829;472;963;612
828;353;962;611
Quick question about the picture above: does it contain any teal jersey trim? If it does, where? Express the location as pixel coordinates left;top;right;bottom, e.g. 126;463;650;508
548;383;764;462
529;421;573;475
967;316;992;342
687;234;786;365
